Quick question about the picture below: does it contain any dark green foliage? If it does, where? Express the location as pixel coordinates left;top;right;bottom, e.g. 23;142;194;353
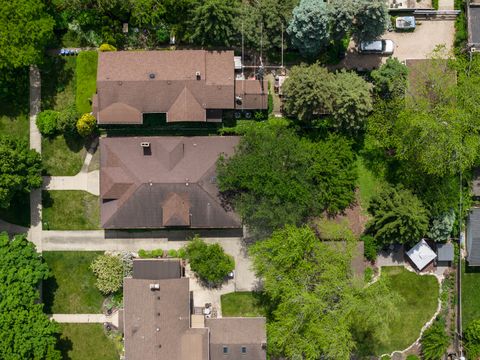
454;0;467;52
352;0;389;42
184;237;234;286
251;225;399;359
217;119;357;237
420;318;449;360
190;0;239;47
371;58;409;98
0;232;61;359
0;0;54;69
36;110;59;137
464;319;480;359
367;185;429;246
362;235;378;262
138;249;164;258
57;105;79;134
364;267;374;282
428;209;455;242
0;136;42;209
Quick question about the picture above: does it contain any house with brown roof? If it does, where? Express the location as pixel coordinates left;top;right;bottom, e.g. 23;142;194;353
100;136;241;229
123;259;267;360
93;50;267;124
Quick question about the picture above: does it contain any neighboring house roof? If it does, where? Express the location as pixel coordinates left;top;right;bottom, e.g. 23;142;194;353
467;208;480;266
469;2;480;46
100;136;241;229
235;79;268;110
206;318;267;360
94;50;267;124
123;259;266;360
436;243;454;262
133;259;182;280
406;239;437;270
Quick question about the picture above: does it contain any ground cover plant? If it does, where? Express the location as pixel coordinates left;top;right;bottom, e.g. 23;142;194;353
221;292;265;317
57;323;119;360
42;190;100;230
43;251;104;313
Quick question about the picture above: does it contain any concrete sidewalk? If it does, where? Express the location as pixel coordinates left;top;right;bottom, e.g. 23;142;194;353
50;311;119;327
43;170;99;195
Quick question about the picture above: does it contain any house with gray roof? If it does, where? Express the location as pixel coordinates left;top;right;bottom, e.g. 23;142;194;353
100;136;241;230
467;208;480;266
123;259;267;360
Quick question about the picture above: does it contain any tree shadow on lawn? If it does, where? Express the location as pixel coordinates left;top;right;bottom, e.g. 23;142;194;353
55;334;73;360
465;263;480;274
42;274;59;314
41;57;75;111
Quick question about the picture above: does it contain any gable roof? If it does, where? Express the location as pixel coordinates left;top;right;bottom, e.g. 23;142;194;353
467;208;480;266
406;239;437;270
95;50;235;123
100;136;241;229
133;259;182;280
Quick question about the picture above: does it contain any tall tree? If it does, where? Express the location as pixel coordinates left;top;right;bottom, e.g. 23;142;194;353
251;225;399;359
0;136;42;209
328;0;356;41
0;0;55;68
351;0;389;42
190;0;239;47
0;232;61;359
287;0;330;57
217;119;356;238
367;185;430;246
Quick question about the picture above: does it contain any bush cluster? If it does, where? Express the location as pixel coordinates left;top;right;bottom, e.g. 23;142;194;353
137;248;186;259
76;113;96;137
98;43;117;52
36;106;78;137
362;235;377;262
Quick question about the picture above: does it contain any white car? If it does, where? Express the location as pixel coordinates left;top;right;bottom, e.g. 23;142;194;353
358;40;395;55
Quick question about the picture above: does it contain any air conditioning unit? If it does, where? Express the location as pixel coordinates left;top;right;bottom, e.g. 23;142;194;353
141;142;150;148
149;283;160;291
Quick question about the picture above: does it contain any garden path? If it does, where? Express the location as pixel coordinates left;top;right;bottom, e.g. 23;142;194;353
42;138;99;195
50;311;119;327
28;65;43;251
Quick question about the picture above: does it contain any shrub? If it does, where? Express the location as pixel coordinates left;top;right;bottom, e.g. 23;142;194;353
421;318;449;360
36;110;59;136
57;105;78;134
177;248;187;259
167;249;178;258
98;43;117;51
76;113;96;137
183;236;235;286
138;249;148;258
428;209;455;242
362;235;377;262
137;249;163;258
464;319;480;359
90;254;124;295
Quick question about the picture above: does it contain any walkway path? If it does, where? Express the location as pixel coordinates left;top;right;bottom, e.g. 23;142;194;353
42;138;100;195
28;65;43;251
50;311;119;327
438;0;454;10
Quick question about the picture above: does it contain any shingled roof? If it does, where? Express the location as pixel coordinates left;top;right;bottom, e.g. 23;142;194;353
467;208;480;266
93;50;267;124
100;136;241;229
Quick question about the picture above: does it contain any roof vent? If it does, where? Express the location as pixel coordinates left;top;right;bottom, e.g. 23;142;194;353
141;142;150;148
150;283;160;291
149;73;156;79
196;71;201;80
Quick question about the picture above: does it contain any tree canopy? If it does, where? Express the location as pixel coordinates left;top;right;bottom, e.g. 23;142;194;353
0;0;54;69
250;225;399;359
0;136;42;209
371;58;409;98
0;232;61;359
367;185;430;246
217;119;357;237
352;0;389;42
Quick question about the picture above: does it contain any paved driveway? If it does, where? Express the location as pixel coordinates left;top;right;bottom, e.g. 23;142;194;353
338;21;455;70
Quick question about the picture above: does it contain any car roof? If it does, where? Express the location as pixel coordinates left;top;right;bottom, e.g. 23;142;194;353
362;40;383;51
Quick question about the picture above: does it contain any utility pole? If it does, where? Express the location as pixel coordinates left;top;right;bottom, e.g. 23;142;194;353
281;23;284;69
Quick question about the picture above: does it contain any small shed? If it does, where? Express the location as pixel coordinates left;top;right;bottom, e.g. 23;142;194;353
436;243;454;266
406;239;437;271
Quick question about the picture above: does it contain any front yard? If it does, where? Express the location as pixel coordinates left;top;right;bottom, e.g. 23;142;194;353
462;260;480;329
57;324;119;360
221;292;265;317
42;190;100;230
43;251;104;313
359;266;439;356
42;135;87;176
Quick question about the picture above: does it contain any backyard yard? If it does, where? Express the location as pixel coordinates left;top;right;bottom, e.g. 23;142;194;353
358;266;439;356
221;292;265;317
57;324;119;360
43;251;104;313
76;51;98;114
461;260;480;329
42;190;100;230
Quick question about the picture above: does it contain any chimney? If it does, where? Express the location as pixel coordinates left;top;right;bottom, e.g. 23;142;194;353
196;71;201;80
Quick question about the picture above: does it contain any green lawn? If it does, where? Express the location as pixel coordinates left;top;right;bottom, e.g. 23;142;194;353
359;267;439;355
57;324;119;360
0;113;29;142
42;135;86;176
221;292;265;317
76;51;98;114
462;260;480;328
356;157;385;211
43;251;104;313
41;57;76;112
42;191;100;230
0;192;30;227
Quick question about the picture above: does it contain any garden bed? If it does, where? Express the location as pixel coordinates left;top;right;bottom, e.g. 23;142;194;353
42;190;100;230
43;251;104;313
